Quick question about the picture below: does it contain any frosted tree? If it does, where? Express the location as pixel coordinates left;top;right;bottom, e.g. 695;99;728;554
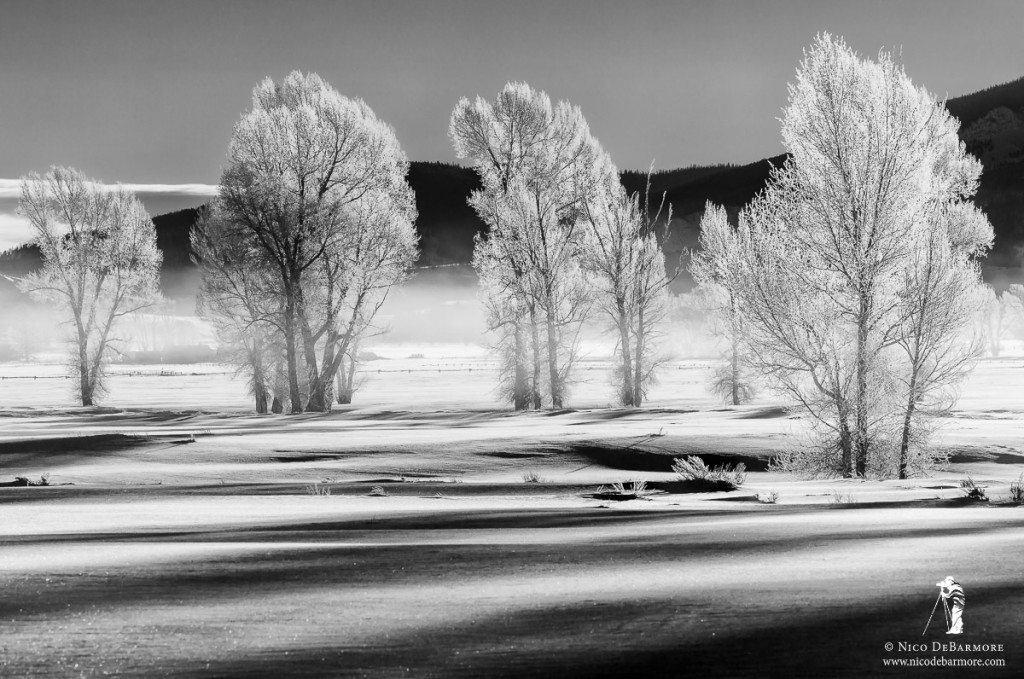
976;286;1024;356
18;167;161;406
691;202;755;406
451;82;609;409
729;34;988;477
581;171;674;406
192;206;280;414
301;185;418;410
472;223;541;408
998;284;1024;346
892;201;991;478
217;71;414;412
979;286;1009;357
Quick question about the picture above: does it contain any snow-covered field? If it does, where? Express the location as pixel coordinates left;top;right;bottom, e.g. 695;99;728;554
2;354;1024;676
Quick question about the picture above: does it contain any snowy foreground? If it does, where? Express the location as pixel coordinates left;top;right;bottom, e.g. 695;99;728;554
1;356;1023;677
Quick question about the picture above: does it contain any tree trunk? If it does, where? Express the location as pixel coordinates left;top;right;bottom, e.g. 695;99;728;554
512;320;530;411
271;360;286;413
731;335;740;406
283;294;303;413
305;379;331;412
898;352;922;479
529;307;543;409
335;354;356;405
300;317;332;413
254;387;268;414
252;363;269;415
617;301;634;407
854;298;870;477
897;393;916;480
632;307;645;408
77;328;94;406
839;413;854;478
546;304;562;409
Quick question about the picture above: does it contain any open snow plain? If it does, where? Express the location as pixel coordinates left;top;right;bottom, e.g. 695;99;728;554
2;352;1023;677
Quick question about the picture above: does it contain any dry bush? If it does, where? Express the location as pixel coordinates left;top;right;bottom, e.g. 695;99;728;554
829;489;856;505
960;476;988;502
610;479;649;495
757;490;780;504
1009;474;1024;505
672;456;746;491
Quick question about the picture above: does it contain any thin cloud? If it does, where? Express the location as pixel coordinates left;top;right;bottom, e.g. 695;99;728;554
0;178;219;200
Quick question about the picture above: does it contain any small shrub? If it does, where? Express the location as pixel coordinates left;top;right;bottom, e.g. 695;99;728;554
757;490;780;504
522;471;544;483
1009;474;1024;505
306;483;331;496
610;479;649;495
960;476;988;502
829;489;856;505
672;456;747;491
369;485;388;497
590;479;652;500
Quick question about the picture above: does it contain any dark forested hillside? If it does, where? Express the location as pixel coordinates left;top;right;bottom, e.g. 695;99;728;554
2;76;1023;304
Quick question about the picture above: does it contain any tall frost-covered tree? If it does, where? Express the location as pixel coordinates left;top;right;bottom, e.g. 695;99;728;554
216;71;415;412
18;167;162;406
691;202;755;406
451;82;609;409
725;34;990;477
892;201;991;478
581;172;674;406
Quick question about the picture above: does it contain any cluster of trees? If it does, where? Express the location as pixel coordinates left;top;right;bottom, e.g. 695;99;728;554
192;71;418;414
11;38;1005;483
692;34;994;478
451;83;676;409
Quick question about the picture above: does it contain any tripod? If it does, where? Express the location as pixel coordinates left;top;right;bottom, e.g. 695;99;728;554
922;592;952;636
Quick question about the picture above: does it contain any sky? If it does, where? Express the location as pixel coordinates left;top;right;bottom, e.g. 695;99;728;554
1;0;1023;249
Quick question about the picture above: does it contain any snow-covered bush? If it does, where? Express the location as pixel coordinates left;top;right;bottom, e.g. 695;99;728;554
672;455;746;491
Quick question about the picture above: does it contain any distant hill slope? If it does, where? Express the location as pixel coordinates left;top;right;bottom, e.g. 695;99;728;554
3;76;1023;305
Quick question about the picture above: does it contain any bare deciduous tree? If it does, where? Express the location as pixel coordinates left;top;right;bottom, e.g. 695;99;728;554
18;167;162;406
192;206;280;413
214;71;415;412
692;202;755;406
892;201;991;478
582;171;675;406
451;82;610;409
722;34;989;477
